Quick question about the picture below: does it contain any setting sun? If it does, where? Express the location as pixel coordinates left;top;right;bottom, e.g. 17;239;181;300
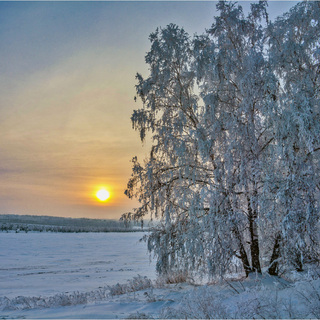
96;188;110;202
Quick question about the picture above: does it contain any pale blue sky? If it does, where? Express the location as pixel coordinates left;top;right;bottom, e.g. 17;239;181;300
0;1;297;219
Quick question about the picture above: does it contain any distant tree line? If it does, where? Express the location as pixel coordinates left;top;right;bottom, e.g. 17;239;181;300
0;214;144;233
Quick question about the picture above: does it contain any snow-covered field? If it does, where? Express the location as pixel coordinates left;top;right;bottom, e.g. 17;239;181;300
0;232;159;318
0;232;156;299
1;232;319;319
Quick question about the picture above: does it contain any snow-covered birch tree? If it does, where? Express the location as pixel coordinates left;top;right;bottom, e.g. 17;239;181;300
123;1;320;278
266;1;320;273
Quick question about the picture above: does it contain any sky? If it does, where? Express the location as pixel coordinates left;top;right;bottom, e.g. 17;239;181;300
0;1;297;220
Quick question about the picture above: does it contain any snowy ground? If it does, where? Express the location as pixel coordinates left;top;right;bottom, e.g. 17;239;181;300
1;232;319;319
0;232;156;299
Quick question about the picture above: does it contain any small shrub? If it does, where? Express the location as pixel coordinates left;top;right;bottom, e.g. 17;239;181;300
109;275;153;296
155;271;189;287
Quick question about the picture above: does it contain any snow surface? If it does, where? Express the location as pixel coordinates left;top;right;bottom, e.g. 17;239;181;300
1;232;319;319
0;232;155;299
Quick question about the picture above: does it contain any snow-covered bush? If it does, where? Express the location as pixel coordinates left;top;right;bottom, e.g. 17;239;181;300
108;275;153;296
155;271;189;286
0;287;110;311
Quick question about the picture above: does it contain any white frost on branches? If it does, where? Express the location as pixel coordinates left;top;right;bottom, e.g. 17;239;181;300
124;1;320;278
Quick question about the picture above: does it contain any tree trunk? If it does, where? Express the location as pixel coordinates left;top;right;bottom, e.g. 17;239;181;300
225;197;252;277
294;251;304;272
233;226;252;277
268;233;281;276
247;196;261;273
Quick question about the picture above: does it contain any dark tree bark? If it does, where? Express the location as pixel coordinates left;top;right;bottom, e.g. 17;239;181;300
233;226;252;277
247;196;261;273
268;233;281;276
294;252;304;272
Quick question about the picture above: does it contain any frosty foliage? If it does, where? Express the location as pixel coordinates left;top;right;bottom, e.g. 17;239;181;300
124;1;320;278
155;270;189;285
0;275;154;311
0;287;110;311
108;275;153;296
